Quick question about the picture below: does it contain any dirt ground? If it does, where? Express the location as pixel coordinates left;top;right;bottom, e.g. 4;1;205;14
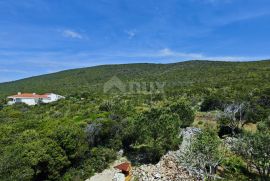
86;157;129;181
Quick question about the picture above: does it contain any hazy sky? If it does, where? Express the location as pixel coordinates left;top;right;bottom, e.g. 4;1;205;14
0;0;270;82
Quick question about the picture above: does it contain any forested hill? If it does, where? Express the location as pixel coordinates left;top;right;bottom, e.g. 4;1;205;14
0;60;270;98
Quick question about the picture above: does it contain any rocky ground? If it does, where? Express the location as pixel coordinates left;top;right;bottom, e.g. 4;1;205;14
132;127;203;181
87;127;203;181
132;152;196;181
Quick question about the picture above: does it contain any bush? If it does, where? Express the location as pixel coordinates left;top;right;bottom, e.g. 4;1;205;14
44;122;88;163
132;106;182;163
201;96;224;112
181;128;223;178
61;147;116;181
221;154;248;180
235;132;270;180
61;168;87;181
168;101;195;128
257;118;270;133
88;147;117;172
0;130;70;181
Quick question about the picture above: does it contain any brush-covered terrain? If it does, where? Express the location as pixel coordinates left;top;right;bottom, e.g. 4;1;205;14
1;60;270;98
0;60;270;181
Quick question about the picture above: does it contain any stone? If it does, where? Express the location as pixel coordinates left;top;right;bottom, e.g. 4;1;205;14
153;172;161;179
132;151;197;181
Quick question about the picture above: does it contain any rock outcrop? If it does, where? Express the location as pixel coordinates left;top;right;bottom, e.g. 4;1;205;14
132;127;203;181
132;152;195;181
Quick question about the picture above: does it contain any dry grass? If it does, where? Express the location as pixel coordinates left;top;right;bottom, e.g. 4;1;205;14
193;111;219;130
193;112;257;132
243;123;257;133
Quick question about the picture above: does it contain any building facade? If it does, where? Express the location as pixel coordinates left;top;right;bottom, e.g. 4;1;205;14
7;92;65;106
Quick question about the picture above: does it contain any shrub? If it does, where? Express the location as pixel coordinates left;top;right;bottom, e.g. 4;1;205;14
88;147;117;172
180;128;223;179
0;130;70;181
235;132;270;180
201;96;224;112
133;106;182;163
257;118;270;133
169;101;195;128
221;154;248;180
44;122;88;163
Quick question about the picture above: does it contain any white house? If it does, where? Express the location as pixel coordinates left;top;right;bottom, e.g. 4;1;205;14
7;92;65;106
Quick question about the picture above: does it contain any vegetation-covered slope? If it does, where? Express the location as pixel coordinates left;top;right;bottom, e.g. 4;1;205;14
0;60;270;98
0;60;270;180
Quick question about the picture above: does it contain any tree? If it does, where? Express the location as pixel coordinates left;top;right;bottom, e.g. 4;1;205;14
0;130;70;181
218;102;249;135
133;106;182;162
44;122;88;163
180;129;223;179
235;132;270;180
168;100;195;128
200;95;224;112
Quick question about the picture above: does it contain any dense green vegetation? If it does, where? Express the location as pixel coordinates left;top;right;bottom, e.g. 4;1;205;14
0;94;195;180
1;60;270;99
0;60;270;180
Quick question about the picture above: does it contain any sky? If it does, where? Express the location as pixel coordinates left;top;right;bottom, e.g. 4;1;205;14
0;0;270;82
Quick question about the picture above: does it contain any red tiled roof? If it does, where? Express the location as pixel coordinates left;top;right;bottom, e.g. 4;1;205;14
114;162;131;172
8;93;48;99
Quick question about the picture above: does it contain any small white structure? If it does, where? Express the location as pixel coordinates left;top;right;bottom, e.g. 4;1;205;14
42;93;65;103
7;92;65;106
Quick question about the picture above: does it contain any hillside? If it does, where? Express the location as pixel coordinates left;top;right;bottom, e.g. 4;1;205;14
1;60;270;181
0;60;270;98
